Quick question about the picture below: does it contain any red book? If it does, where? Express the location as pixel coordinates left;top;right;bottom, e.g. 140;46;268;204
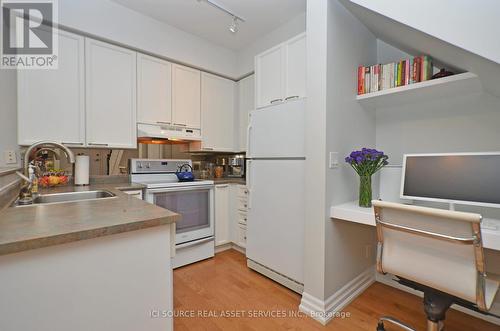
419;56;425;82
357;66;364;95
415;57;421;82
412;58;417;83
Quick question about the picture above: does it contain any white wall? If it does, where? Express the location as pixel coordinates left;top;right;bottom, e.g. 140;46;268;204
346;0;500;66
301;0;377;310
236;12;306;77
59;0;238;78
0;69;19;167
324;0;377;299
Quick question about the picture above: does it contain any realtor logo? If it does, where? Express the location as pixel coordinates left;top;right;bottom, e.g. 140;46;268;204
1;0;58;69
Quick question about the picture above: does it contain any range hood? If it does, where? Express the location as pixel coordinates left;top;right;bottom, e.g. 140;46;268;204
137;123;201;144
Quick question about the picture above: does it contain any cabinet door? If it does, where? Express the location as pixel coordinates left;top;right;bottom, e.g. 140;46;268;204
255;44;284;109
85;38;137;149
137;54;172;125
215;184;230;246
18;28;85;147
284;33;306;101
237;75;254;152
201;72;235;152
172;64;201;128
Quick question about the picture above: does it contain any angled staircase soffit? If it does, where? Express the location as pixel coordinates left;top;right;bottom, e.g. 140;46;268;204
339;0;500;99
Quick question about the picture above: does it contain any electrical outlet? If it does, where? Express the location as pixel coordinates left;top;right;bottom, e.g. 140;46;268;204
4;150;17;164
329;152;339;169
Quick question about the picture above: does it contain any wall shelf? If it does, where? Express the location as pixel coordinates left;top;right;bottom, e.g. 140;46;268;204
330;200;500;250
330;201;375;226
357;72;482;108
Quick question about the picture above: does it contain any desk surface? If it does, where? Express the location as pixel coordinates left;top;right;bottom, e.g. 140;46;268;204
330;201;500;251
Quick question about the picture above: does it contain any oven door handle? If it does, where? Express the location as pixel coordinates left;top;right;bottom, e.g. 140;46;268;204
146;185;213;193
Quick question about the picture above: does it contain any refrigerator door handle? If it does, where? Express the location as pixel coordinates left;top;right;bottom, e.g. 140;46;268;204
247;159;252;210
246;124;253;157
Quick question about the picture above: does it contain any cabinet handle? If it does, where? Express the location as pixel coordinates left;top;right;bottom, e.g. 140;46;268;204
216;184;229;188
173;123;187;127
203;147;214;151
88;143;109;146
284;95;299;101
157;121;171;125
62;142;84;145
270;99;282;104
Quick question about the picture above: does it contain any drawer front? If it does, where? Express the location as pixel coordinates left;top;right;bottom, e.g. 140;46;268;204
237;185;249;198
237;224;247;248
237;210;248;226
237;196;248;211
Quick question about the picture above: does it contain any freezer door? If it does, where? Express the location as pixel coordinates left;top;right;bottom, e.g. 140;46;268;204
246;159;304;283
247;99;305;158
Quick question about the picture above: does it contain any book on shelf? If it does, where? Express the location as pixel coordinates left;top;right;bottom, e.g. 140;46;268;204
357;55;433;95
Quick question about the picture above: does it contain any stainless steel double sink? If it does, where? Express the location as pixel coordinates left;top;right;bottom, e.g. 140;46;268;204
13;190;116;207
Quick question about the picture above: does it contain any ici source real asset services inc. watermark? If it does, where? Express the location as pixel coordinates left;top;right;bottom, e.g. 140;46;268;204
1;0;58;69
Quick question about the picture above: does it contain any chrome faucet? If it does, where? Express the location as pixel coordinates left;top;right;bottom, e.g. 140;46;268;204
17;141;76;204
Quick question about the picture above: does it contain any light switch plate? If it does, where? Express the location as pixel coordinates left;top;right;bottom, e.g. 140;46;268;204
329;152;339;169
4;150;17;164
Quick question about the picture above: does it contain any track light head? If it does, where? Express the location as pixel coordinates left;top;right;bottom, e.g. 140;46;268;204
229;16;238;33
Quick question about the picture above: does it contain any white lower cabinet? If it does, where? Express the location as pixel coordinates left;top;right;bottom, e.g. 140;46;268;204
215;184;230;246
215;183;248;249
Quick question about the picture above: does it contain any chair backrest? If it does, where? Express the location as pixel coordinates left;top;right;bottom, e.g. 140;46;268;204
372;200;488;310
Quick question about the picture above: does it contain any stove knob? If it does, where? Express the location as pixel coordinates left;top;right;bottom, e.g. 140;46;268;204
137;162;143;169
146;162;151;168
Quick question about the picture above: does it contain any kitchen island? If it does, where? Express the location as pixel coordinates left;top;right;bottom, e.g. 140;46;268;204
0;183;180;331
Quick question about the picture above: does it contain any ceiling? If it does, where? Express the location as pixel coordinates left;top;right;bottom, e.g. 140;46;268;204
110;0;306;50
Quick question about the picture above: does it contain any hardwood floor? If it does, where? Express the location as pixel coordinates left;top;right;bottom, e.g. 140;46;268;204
173;249;499;331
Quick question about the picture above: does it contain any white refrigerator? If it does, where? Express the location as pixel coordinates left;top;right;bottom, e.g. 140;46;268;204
246;98;305;293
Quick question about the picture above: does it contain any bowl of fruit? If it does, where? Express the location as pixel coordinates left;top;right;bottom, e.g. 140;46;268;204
38;169;69;188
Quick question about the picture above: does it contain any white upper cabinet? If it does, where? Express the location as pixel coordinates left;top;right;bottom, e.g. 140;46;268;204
85;38;137;149
199;72;236;152
255;44;284;109
137;54;172;125
237;75;254;152
172;64;201;129
18;28;85;146
255;32;306;109
284;33;307;102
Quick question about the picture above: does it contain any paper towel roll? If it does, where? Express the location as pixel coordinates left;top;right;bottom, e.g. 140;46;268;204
74;155;90;186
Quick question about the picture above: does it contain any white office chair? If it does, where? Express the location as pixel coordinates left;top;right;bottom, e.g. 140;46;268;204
372;200;499;331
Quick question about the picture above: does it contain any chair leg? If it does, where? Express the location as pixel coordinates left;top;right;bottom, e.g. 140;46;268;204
377;316;416;331
427;320;444;331
423;290;452;331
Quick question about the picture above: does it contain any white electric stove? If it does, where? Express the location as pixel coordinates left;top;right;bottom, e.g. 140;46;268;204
130;159;215;268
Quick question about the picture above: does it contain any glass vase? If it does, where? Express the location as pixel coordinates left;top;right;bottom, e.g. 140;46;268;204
358;175;372;208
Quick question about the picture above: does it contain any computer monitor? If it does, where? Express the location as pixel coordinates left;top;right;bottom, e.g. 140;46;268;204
400;152;500;208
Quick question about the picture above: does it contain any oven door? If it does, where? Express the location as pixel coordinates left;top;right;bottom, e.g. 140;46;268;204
146;185;214;245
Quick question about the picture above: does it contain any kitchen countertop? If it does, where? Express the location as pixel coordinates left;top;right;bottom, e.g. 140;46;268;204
212;178;246;185
0;182;179;256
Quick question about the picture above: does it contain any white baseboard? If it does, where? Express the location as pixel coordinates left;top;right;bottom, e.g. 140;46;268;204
247;259;304;294
215;242;246;254
376;272;500;326
299;266;375;325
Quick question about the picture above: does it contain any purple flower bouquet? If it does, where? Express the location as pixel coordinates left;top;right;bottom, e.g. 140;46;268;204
345;148;388;208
